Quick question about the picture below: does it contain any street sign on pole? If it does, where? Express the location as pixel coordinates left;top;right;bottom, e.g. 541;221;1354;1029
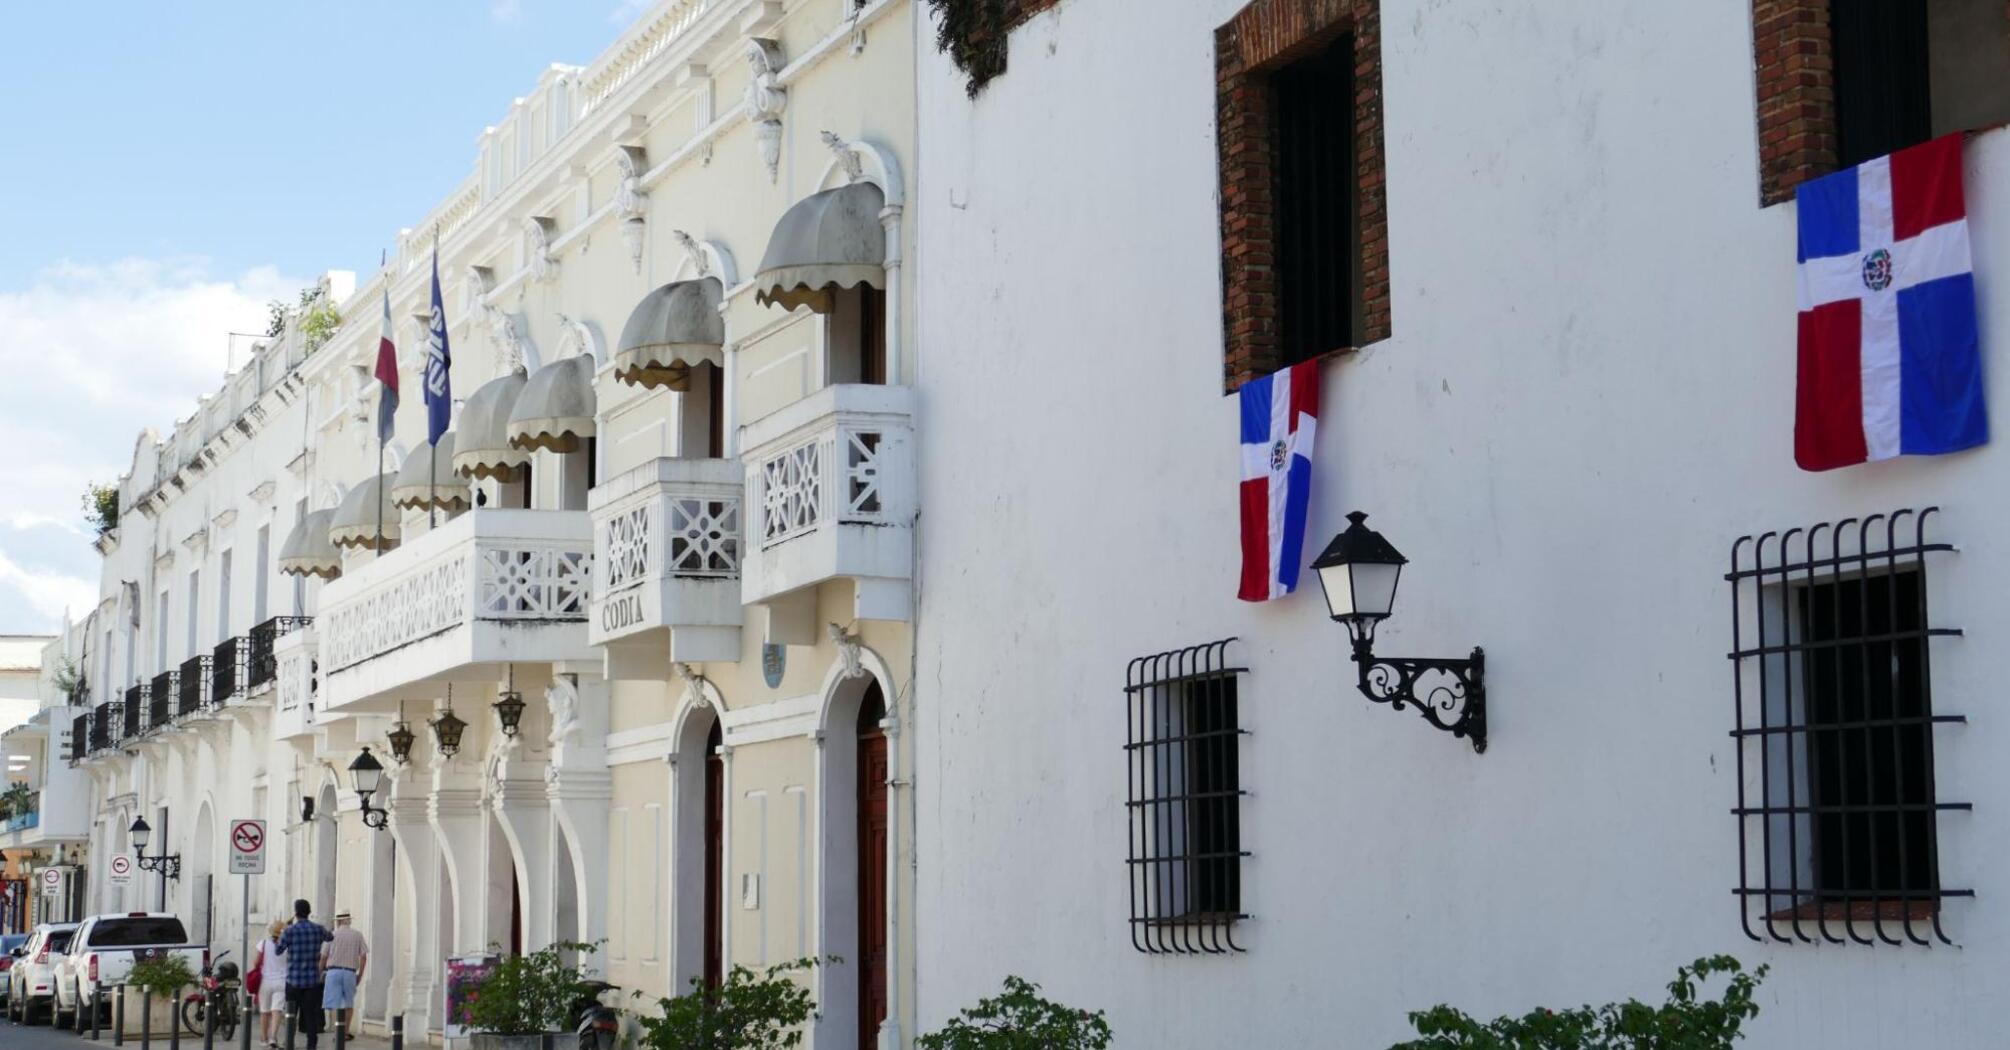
107;853;134;886
41;867;61;890
229;819;267;875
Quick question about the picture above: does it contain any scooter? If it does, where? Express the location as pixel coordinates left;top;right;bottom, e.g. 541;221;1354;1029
181;950;241;1040
572;979;621;1050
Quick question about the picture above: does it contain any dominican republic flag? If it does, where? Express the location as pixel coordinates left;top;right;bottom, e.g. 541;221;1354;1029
425;245;453;446
1238;360;1320;602
1795;133;1985;471
374;285;399;444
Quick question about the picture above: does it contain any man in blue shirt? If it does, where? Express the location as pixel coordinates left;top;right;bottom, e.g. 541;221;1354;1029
275;899;333;1049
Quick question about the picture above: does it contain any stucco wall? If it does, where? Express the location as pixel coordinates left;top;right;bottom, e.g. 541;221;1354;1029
913;1;2010;1046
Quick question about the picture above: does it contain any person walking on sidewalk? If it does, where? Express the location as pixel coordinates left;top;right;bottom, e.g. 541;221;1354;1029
276;899;333;1049
254;918;290;1048
321;911;369;1035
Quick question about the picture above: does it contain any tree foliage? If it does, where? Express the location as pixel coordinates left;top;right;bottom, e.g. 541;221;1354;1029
1392;956;1768;1050
82;482;119;536
464;941;602;1035
127;954;196;1001
917;976;1112;1050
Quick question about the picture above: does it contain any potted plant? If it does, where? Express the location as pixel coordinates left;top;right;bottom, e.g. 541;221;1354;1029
464;940;602;1050
632;959;822;1050
1391;955;1767;1049
917;976;1112;1050
124;954;196;1034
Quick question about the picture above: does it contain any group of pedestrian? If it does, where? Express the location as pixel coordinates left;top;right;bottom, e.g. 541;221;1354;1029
247;900;368;1050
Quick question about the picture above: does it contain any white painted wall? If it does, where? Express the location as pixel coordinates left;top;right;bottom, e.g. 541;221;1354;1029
913;2;2010;1047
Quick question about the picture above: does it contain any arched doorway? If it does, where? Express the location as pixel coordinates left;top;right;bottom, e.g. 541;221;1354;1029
819;673;888;1050
704;723;724;988
364;829;396;1024
190;803;216;947
485;816;524;956
669;697;724;992
315;784;340;919
553;820;580;967
433;863;454;1036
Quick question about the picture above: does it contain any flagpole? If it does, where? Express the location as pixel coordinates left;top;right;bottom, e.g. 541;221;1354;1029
377;249;389;552
430;229;440;529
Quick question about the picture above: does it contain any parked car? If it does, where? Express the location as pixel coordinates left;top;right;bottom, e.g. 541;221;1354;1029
53;913;201;1028
0;933;28;998
6;923;77;1025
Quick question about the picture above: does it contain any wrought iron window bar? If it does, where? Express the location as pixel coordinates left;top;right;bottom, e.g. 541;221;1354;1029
148;671;175;729
121;686;142;741
1728;507;1967;947
90;704;111;751
210;637;239;705
70;714;88;762
1125;637;1250;955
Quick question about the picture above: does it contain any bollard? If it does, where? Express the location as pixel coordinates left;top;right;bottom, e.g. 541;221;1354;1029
90;985;103;1041
390;1014;403;1050
141;989;152;1050
170;989;183;1050
284;1000;297;1050
240;986;255;1050
334;1016;348;1050
203;986;216;1050
114;986;126;1047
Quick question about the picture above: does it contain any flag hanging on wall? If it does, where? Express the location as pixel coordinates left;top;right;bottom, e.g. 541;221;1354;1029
425;245;453;447
1238;359;1321;602
374;285;399;444
1795;133;1986;471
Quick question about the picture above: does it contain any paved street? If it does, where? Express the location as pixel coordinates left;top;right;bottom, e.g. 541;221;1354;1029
0;1016;395;1050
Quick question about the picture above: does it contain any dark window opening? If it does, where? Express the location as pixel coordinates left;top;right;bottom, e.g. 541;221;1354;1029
706;363;725;458
1271;35;1358;366
703;721;724;989
860;286;887;385
1831;0;2010;168
1125;639;1247;954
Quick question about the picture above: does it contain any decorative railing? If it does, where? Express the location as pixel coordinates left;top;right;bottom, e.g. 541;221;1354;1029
579;0;710;116
148;672;175;729
402;177;483;272
210;637;240;704
122;686;143;740
749;392;904;548
246;616;310;691
0;805;39;834
277;635;316;715
595;459;742;596
90;704;111;751
319;510;592;674
178;656;208;715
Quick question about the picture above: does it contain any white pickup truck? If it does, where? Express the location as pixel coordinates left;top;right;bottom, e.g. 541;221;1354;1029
53;913;205;1027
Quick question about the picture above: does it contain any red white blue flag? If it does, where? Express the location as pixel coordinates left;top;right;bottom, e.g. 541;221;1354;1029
1239;360;1320;601
1795;133;1986;471
374;285;399;444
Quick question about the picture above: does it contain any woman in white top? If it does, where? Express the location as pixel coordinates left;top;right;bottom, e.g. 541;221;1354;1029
253;919;289;1048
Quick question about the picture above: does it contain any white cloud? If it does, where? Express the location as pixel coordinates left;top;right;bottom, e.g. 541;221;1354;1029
607;0;652;26
0;257;300;631
491;0;524;23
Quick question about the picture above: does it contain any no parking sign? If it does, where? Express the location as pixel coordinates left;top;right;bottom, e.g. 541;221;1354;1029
229;819;267;875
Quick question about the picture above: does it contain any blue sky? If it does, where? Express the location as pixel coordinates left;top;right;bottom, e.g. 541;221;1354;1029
0;1;648;634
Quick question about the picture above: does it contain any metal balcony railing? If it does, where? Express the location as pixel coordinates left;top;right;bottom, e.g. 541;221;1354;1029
148;672;174;729
178;656;208;715
71;713;88;761
121;686;142;740
210;637;240;703
246;616;311;691
90;704;111;751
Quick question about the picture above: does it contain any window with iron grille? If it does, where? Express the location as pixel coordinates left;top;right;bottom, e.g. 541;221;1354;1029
1728;508;1968;946
1125;638;1248;954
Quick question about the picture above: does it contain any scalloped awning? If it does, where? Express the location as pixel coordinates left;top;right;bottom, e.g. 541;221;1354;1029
453;370;529;479
508;356;598;453
613;278;725;390
329;474;399;551
277;509;341;579
754;182;886;313
391;434;470;511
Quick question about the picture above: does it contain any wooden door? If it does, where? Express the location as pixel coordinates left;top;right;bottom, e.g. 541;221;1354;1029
856;686;889;1048
703;723;725;988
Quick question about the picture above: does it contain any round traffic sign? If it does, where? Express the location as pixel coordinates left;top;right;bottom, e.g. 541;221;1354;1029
232;821;264;854
109;855;132;875
40;867;60;887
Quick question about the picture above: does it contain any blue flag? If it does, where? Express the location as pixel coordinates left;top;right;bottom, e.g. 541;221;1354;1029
425;246;453;446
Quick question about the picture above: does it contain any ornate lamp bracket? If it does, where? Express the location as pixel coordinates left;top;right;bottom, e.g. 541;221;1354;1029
1352;639;1486;753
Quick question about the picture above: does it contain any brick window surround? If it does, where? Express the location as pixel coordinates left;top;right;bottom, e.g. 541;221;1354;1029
1217;0;1388;393
1752;0;2010;206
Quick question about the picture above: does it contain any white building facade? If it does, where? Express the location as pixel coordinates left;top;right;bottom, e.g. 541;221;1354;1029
909;1;2010;1048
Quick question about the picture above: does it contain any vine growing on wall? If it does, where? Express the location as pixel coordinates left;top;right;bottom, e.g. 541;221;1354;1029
925;0;1029;97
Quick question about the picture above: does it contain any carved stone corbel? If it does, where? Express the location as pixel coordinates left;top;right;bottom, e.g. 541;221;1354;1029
745;39;788;183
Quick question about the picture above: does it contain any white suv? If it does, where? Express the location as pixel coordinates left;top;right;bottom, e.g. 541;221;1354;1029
6;922;78;1025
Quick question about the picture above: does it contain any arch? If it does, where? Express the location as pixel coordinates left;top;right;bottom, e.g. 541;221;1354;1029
813;136;905;208
667;675;728;991
551;818;580;965
484;812;525;955
314;782;340;920
668;238;740;287
318;482;347;514
813;649;898;1050
363;827;396;1024
552;315;606;366
189;799;217;945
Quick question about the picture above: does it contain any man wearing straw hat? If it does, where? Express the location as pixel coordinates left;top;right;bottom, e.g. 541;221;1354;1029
321;910;369;1034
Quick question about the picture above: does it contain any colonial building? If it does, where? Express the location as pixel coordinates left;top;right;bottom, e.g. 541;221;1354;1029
67;0;919;1045
1;632;67;932
908;1;2010;1048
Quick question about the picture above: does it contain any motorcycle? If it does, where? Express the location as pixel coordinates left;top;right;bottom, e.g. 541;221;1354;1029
180;950;241;1040
571;979;621;1050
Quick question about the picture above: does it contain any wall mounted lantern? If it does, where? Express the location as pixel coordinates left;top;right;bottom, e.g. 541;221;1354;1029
128;816;181;881
493;667;525;739
1312;511;1488;753
349;746;390;831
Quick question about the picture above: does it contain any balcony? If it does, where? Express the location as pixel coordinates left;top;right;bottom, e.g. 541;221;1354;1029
147;672;174;731
740;384;915;637
121;686;142;741
317;508;595;711
271;624;319;740
590;456;743;666
178;655;209;716
245;616;311;693
70;713;88;762
211;636;240;703
88;704;111;753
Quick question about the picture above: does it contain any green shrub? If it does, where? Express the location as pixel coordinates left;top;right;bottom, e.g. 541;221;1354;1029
1393;956;1767;1050
465;940;602;1035
82;482;118;535
917;976;1112;1050
631;959;821;1050
127;954;196;1001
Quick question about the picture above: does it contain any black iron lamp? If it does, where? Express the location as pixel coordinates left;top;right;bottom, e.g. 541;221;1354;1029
493;666;525;739
386;719;417;765
349;746;390;831
128;816;181;881
1312;511;1487;753
431;688;468;759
